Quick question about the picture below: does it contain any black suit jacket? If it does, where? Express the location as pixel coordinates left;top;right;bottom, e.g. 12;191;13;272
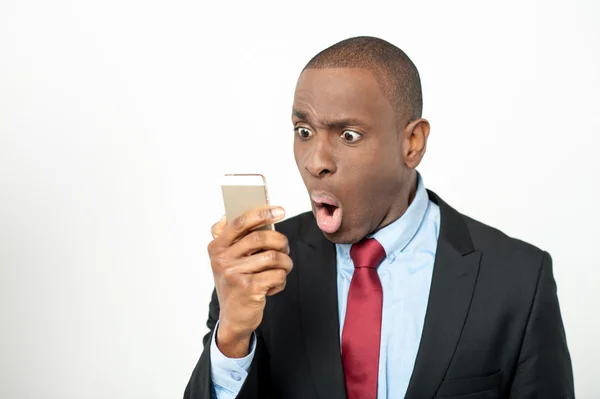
184;191;574;399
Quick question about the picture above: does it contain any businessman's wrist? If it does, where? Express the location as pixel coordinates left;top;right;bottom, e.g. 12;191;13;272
216;322;253;358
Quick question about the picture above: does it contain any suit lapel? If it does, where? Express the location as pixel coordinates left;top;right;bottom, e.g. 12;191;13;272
405;191;482;399
297;218;347;399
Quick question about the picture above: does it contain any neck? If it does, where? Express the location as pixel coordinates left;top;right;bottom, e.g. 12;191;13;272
371;171;418;235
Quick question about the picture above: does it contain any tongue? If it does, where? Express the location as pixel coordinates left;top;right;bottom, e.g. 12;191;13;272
315;205;342;234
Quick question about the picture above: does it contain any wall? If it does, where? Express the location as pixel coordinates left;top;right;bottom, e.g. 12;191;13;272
0;0;598;397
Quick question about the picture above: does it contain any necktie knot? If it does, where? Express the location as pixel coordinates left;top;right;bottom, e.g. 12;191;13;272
350;238;386;269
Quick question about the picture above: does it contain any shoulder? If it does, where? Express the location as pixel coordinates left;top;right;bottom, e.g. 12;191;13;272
443;203;559;324
429;189;547;268
429;189;548;284
456;211;549;296
462;213;547;267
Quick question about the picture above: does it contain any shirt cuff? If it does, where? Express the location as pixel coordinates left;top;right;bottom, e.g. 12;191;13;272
210;320;256;397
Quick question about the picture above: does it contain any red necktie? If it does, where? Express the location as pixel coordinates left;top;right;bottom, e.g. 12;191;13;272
342;238;386;399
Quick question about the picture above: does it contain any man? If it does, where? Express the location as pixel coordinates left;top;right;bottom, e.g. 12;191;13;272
184;36;574;398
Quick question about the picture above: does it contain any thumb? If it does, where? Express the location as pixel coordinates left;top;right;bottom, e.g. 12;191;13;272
211;215;227;239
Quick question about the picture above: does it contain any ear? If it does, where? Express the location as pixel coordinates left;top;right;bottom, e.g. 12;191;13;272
403;118;430;169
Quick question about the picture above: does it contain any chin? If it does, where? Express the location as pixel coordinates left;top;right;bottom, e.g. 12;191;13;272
320;225;364;245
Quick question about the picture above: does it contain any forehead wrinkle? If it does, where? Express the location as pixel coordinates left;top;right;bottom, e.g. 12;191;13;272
293;68;395;131
294;104;371;131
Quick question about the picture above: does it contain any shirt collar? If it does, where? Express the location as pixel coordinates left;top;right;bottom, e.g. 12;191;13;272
336;173;430;264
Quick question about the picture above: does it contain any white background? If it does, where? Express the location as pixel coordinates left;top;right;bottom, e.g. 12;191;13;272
1;0;598;398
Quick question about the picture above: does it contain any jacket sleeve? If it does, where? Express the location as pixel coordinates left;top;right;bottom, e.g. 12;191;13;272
183;289;269;399
509;252;575;398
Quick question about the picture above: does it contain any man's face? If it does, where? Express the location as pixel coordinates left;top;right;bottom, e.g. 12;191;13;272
292;68;411;244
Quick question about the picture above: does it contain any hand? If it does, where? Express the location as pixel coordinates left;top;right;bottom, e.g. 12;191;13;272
207;206;293;358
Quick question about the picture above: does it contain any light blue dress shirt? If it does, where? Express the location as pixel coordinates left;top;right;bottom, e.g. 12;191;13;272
210;174;441;399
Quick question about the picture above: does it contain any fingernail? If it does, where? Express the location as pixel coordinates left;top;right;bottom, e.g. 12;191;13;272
271;207;285;219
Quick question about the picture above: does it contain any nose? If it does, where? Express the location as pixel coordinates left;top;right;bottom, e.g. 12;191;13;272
304;136;336;178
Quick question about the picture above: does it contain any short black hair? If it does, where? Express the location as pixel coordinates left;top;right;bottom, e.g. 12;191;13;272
303;36;423;123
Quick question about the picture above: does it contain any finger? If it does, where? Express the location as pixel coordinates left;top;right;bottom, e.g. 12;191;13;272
225;250;293;276
252;268;288;297
229;230;289;257
266;285;285;296
211;215;227;239
219;206;285;246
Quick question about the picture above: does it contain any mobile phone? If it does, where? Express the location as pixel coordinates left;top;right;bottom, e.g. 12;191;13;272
220;174;274;231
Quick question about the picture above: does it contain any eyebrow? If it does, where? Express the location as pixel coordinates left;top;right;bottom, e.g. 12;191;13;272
292;108;367;129
293;109;309;120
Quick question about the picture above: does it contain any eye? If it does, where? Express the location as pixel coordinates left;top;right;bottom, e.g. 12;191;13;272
340;130;362;143
295;127;313;139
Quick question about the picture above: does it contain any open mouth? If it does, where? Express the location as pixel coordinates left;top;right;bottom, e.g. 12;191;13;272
311;192;343;234
321;203;337;216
